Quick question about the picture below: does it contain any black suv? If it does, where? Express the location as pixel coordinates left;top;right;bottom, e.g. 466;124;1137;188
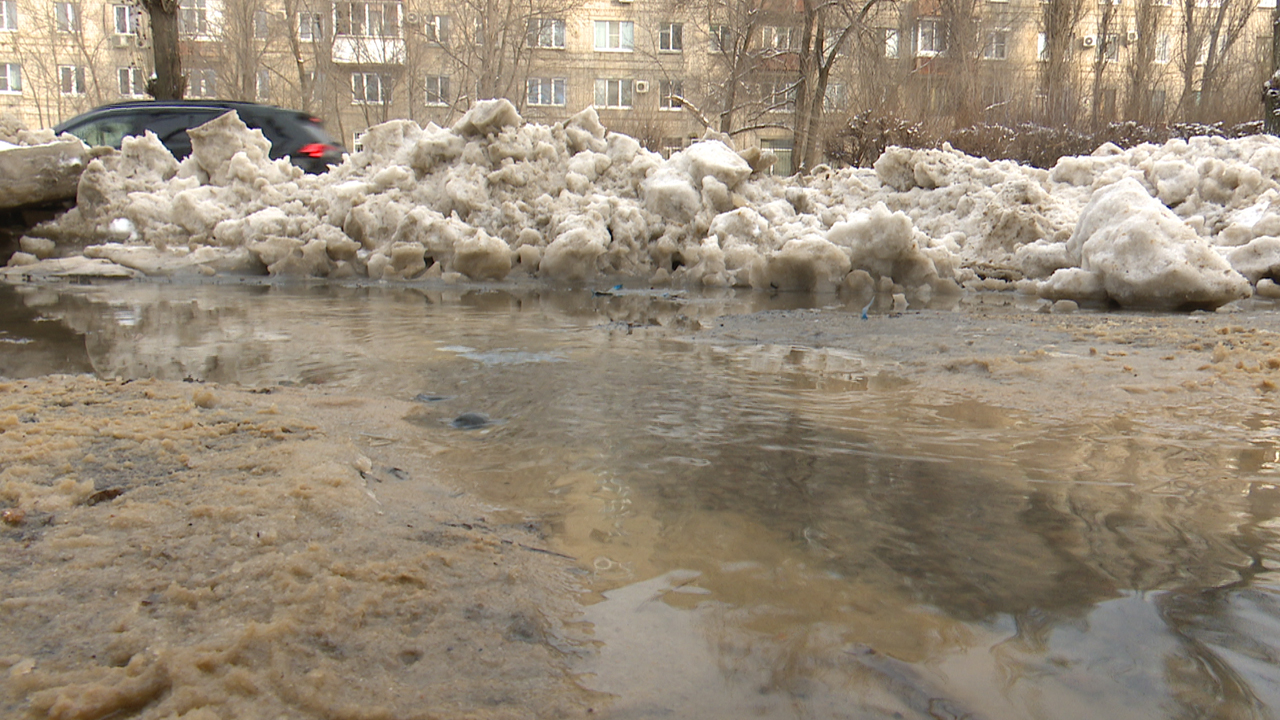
53;100;347;174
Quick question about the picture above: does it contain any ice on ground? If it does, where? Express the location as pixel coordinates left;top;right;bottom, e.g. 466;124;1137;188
16;99;1280;310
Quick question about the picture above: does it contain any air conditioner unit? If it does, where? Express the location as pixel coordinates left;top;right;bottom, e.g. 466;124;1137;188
404;12;419;24
615;0;634;5
111;34;134;49
634;80;649;93
1081;35;1097;48
1126;30;1138;43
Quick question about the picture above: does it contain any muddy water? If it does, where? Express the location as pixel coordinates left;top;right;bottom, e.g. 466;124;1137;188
4;281;1280;719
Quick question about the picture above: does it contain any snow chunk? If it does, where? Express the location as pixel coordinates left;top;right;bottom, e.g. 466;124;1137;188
1049;178;1250;309
452;99;523;137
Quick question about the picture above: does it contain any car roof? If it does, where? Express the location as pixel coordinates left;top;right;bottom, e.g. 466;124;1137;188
54;100;319;131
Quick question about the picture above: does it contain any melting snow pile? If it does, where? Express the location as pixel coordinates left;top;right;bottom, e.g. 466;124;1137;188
10;99;1280;310
0;113;88;211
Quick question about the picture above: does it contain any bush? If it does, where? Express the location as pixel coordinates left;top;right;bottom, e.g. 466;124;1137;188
825;114;1267;170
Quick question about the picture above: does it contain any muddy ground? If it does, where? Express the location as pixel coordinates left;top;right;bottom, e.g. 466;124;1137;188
4;293;1280;719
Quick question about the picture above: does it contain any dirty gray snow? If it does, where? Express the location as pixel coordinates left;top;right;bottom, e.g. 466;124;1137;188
9;99;1280;311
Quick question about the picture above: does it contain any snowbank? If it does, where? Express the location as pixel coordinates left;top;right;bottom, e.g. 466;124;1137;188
11;99;1280;310
0;113;88;211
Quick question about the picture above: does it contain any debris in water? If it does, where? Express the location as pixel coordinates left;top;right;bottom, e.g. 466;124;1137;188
451;412;493;430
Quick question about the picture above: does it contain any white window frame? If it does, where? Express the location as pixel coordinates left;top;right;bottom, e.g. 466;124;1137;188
55;2;79;33
254;10;271;39
188;68;217;97
594;78;633;108
0;62;19;93
916;17;945;56
422;14;447;43
334;2;401;38
256;68;270;100
764;79;795;112
1037;32;1048;61
982;28;1008;59
823;82;846;112
1154;33;1171;63
762;25;795;50
659;22;682;52
424;74;449;106
884;27;899;58
527;18;565;48
594;20;634;52
0;0;16;31
709;23;730;52
179;0;210;39
299;11;323;40
351;71;388;104
113;4;138;34
118;66;146;97
1102;32;1120;62
526;76;566;106
58;65;86;95
659;79;683;110
353;130;367;151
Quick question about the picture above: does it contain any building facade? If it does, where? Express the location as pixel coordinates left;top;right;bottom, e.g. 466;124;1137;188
0;0;1273;172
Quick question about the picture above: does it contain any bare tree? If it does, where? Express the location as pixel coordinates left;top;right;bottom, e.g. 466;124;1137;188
1175;0;1252;121
1088;0;1120;127
141;0;185;98
1124;0;1172;123
1039;0;1087;126
791;0;893;170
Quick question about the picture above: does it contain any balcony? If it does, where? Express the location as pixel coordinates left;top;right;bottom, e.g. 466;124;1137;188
332;36;405;64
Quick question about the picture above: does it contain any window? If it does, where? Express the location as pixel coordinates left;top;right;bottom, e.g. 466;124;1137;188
762;138;792;176
113;4;138;34
0;62;18;92
1037;32;1048;61
1102;32;1119;62
1154;33;1170;63
709;24;730;52
118;66;146;96
422;14;447;42
660;137;685;159
764;79;795;112
352;130;367;151
762;26;795;50
55;3;78;33
823;82;846;112
527;18;564;48
425;74;449;105
254;10;270;38
982;29;1008;59
916;18;945;56
594;20;633;51
1196;37;1209;65
188;68;217;97
334;2;401;38
659;22;682;52
352;71;388;103
256;69;270;100
58;65;86;95
883;28;899;58
1151;89;1166;116
179;0;209;37
0;1;15;31
659;79;683;109
300;11;323;40
594;78;633;108
526;77;565;106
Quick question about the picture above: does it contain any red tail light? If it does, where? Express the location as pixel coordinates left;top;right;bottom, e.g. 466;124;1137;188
297;143;335;158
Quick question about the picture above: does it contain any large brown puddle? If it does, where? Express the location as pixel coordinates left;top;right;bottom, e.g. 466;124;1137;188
3;281;1280;719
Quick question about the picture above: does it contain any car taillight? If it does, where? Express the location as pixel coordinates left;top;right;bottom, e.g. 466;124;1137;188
297;143;335;158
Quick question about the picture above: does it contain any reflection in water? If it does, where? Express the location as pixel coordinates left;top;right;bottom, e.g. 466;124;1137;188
5;281;1280;718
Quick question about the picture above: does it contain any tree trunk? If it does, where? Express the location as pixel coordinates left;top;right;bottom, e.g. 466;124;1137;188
143;0;186;100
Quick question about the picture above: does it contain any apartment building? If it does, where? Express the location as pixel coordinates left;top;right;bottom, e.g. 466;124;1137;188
0;0;1273;173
